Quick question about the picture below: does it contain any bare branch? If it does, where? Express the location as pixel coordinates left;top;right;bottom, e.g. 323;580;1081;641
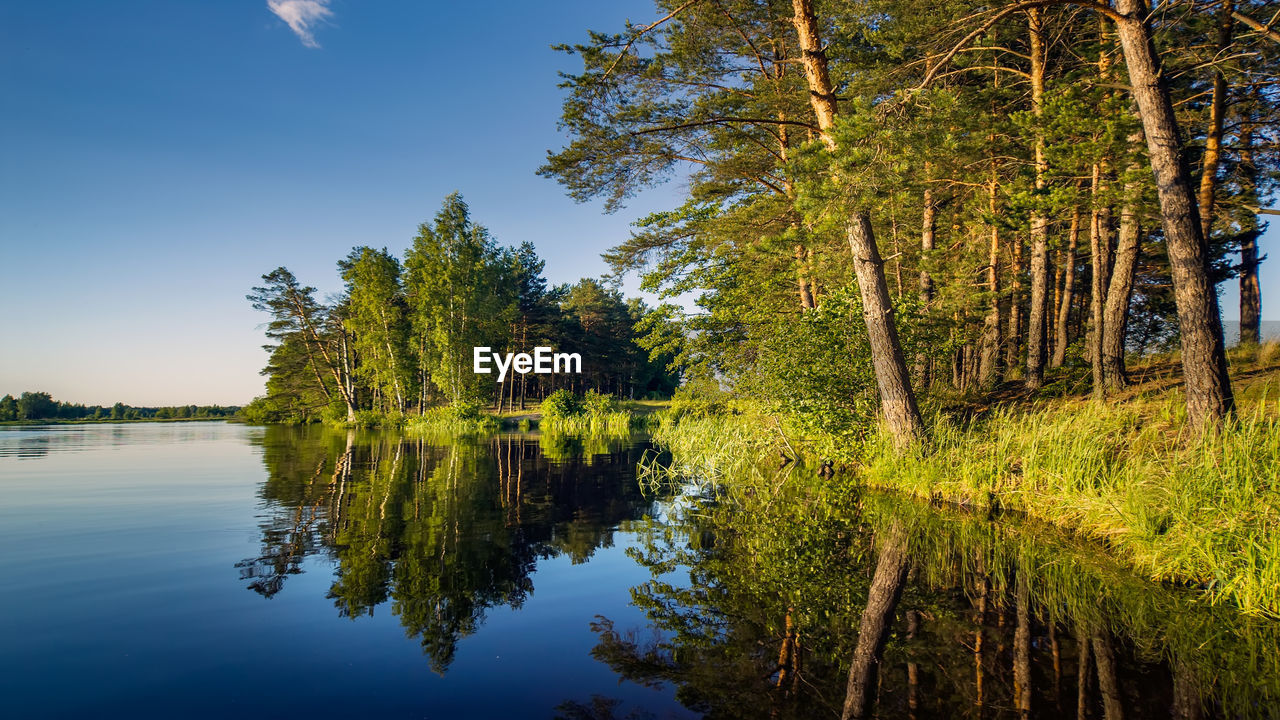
915;0;1122;91
1232;9;1280;44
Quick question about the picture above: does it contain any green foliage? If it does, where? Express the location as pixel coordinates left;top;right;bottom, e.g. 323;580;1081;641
404;193;513;407
0;391;238;424
405;405;498;434
539;389;582;419
580;389;616;416
251;194;679;426
340;246;413;413
665;377;730;421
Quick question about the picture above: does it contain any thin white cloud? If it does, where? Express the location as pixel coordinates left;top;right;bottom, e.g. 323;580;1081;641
268;0;333;49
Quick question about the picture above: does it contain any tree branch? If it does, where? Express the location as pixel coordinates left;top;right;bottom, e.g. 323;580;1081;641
1232;9;1280;44
630;117;822;135
915;0;1122;91
603;0;704;80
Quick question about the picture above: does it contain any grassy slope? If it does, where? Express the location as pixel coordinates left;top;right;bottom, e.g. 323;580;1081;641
650;343;1280;617
861;342;1280;617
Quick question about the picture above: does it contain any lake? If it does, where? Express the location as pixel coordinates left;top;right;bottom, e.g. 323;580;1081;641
1;422;1276;719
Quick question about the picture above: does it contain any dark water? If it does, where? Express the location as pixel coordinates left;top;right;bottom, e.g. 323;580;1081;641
0;423;1276;719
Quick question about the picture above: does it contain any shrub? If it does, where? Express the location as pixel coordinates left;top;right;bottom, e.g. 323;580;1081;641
582;389;617;416
540;389;582;419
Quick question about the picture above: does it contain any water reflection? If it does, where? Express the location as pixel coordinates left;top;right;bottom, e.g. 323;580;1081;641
235;427;1279;718
239;425;655;674
601;477;1280;719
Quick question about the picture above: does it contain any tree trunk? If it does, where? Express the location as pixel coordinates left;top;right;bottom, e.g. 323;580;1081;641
851;215;928;445
1014;573;1033;718
1088;162;1113;400
1171;656;1203;720
979;175;1003;386
918;187;937;389
1092;628;1124;720
1113;0;1235;429
1025;7;1051;390
1197;0;1233;243
1102;161;1143;391
1076;623;1092;720
975;567;988;713
1240;122;1262;345
791;0;926;449
842;522;912;720
1052;207;1080;367
797;244;816;309
1006;233;1025;374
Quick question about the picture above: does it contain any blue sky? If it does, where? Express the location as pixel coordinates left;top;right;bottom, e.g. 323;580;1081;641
1;1;1275;405
1;0;680;405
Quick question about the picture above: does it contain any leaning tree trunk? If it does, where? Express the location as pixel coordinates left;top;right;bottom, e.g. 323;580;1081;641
1025;7;1051;390
1113;0;1234;429
850;215;928;445
842;522;912;720
791;0;926;448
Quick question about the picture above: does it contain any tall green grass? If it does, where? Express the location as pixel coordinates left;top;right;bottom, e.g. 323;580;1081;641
649;367;1280;617
539;409;636;434
644;412;788;485
862;385;1280;617
404;407;498;434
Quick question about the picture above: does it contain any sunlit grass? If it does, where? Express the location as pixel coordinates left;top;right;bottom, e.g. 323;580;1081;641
863;376;1280;617
650;345;1280;617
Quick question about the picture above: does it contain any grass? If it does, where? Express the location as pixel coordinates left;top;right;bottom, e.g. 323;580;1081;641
402;407;499;434
651;342;1280;617
539;409;638;435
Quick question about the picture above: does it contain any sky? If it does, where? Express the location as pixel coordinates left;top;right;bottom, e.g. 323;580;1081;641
1;0;1276;406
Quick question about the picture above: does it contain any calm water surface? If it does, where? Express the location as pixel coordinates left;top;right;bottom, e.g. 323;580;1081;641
1;422;1277;719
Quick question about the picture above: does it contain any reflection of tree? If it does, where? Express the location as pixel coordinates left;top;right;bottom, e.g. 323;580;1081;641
554;695;655;720
237;426;350;597
239;426;654;673
841;521;911;720
594;476;1280;719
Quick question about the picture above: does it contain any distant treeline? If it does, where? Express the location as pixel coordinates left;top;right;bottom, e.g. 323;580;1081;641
245;193;679;424
0;391;239;422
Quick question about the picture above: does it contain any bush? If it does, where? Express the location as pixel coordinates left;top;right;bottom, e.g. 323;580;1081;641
540;389;582;419
407;405;498;434
582;389;618;416
667;378;730;421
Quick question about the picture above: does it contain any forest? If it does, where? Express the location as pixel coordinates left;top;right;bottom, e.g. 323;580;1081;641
536;0;1280;628
0;391;238;423
537;0;1277;450
243;193;679;425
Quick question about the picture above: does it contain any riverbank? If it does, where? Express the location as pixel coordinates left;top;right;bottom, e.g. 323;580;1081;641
315;397;671;432
651;343;1280;617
